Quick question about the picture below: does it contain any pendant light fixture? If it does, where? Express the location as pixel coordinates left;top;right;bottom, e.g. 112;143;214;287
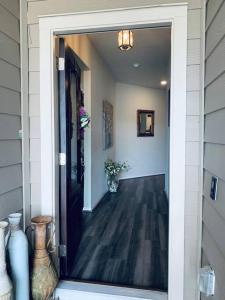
118;30;134;51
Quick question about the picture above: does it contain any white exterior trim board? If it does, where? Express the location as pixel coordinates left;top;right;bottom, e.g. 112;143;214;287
39;5;187;300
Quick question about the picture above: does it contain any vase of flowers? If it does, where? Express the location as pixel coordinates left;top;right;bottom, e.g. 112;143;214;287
104;159;129;192
106;175;119;193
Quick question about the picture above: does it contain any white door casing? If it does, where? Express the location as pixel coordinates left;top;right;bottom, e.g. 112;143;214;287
39;4;187;300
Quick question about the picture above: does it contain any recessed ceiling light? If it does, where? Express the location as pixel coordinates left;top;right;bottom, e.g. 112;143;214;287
160;80;167;86
133;63;140;68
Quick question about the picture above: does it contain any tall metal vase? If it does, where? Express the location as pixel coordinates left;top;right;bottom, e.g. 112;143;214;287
31;216;58;300
7;213;29;300
0;221;13;300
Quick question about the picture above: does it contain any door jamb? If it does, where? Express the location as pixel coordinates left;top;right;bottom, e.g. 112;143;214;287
39;4;187;300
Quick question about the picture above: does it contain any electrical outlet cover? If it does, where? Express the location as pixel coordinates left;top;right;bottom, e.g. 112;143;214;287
199;266;215;296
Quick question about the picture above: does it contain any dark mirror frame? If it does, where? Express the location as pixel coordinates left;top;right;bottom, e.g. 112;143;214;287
137;109;155;137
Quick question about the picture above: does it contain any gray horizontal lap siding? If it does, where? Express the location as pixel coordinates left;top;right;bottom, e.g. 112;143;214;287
202;0;225;299
0;0;22;220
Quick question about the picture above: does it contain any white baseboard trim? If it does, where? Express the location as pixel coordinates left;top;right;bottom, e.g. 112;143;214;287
54;281;168;300
119;173;165;181
83;206;92;212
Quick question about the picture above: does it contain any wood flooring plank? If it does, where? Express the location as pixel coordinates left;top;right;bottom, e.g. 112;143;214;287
71;175;168;291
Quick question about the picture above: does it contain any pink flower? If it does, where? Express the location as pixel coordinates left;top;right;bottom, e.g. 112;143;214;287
80;106;86;116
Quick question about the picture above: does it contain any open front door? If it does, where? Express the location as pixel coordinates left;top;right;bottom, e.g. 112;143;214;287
58;38;84;278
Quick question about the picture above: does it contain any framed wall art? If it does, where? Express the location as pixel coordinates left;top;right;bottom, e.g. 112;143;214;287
103;100;113;149
137;110;155;137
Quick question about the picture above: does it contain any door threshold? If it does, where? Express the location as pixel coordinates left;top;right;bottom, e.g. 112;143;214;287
54;280;168;300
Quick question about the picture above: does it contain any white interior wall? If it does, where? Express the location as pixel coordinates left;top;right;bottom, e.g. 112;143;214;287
65;35;116;211
89;43;115;210
115;83;167;181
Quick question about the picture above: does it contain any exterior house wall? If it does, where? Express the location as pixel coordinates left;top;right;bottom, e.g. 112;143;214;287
201;0;225;299
27;0;204;299
0;0;23;220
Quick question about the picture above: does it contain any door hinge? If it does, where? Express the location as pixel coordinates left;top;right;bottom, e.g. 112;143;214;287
57;57;65;71
59;153;66;166
58;244;67;257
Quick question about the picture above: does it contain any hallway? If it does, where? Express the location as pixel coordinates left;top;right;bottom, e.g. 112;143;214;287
70;175;169;291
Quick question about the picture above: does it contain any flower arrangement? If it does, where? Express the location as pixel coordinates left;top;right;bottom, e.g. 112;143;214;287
80;106;90;129
104;159;129;192
104;159;129;177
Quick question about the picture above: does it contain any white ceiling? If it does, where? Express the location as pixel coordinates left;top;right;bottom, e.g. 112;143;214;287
88;27;171;90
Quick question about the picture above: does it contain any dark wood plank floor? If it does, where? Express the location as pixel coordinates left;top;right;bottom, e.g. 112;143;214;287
70;175;169;291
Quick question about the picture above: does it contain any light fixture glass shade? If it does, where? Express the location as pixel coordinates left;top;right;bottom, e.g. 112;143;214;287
118;30;134;51
160;80;168;86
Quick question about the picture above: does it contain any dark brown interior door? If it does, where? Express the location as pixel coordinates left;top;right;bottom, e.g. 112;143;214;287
58;38;84;278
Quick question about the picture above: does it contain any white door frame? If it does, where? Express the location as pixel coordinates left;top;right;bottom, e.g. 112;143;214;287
39;4;187;300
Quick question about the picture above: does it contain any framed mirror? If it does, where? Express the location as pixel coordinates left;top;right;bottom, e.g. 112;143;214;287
137;110;155;137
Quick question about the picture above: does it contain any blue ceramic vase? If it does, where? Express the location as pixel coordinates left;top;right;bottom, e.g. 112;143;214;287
0;221;13;300
7;213;29;300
